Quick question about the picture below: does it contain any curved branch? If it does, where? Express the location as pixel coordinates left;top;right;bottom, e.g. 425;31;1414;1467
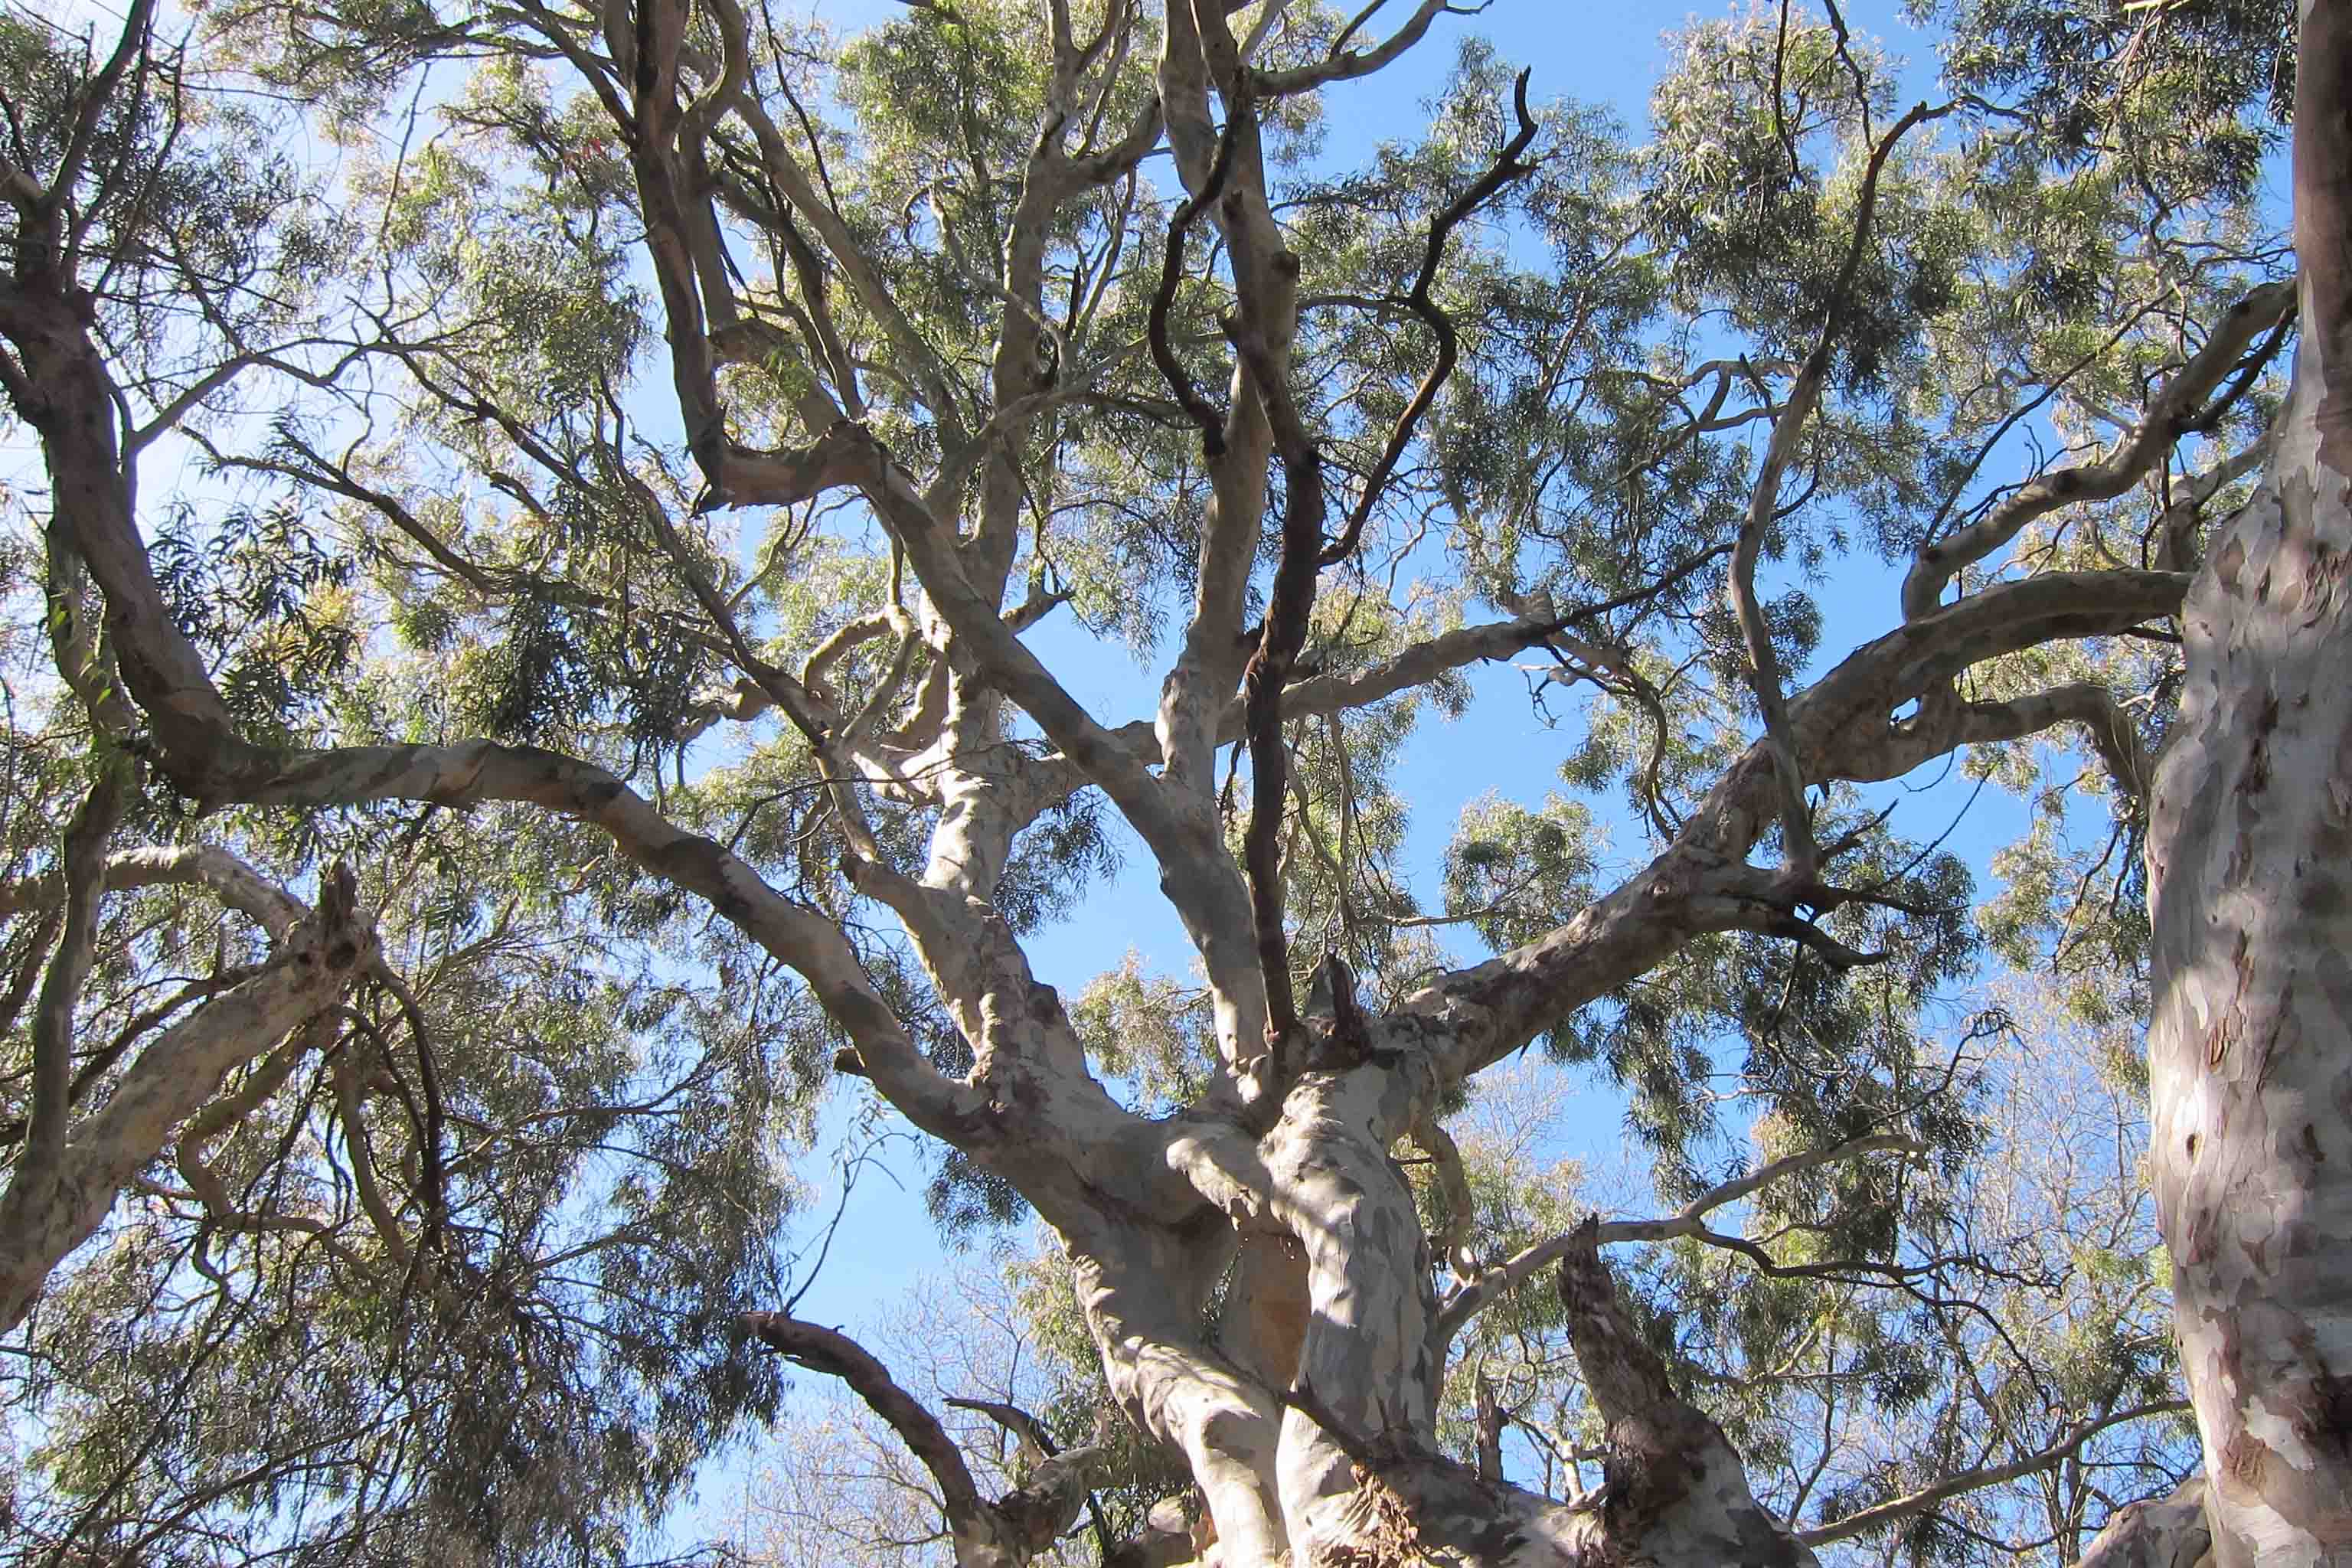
1901;278;2296;620
742;1311;991;1530
1795;1401;2192;1547
1148;114;1239;455
1432;1132;1922;1347
744;1312;1109;1564
1253;0;1468;96
1731;99;1950;882
24;768;127;1164
1318;68;1540;567
0;842;309;941
1394;568;2191;1086
1553;1219;1818;1561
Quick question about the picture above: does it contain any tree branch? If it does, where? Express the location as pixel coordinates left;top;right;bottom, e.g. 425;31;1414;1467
1396;568;2191;1086
1552;1218;1815;1557
24;766;128;1165
1730;98;1949;883
1901;277;2296;620
47;0;158;253
1148;114;1240;455
1795;1401;2192;1547
0;865;377;1334
1252;0;1468;96
741;1311;992;1534
1318;68;1540;567
1432;1132;1922;1346
0;842;309;940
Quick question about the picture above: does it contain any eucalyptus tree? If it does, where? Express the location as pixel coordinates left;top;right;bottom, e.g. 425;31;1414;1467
0;0;2307;1563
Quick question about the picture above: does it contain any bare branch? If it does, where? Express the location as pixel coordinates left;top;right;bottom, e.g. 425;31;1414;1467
0;843;322;942
743;1313;1116;1560
2154;433;2272;573
1869;681;2151;798
1187;546;1736;756
1319;69;1540;568
1413;1116;1478;1279
1148;113;1240;454
332;1038;413;1270
1552;1220;1816;1559
175;1013;336;1240
48;0;158;247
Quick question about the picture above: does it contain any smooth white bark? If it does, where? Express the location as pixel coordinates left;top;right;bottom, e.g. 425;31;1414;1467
2145;7;2352;1563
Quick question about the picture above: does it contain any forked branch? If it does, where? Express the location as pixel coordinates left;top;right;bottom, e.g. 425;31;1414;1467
1319;67;1541;567
1731;98;1950;884
1794;1400;2192;1547
742;1312;1109;1563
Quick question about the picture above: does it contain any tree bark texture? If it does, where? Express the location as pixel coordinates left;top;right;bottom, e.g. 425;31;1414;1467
2147;5;2352;1563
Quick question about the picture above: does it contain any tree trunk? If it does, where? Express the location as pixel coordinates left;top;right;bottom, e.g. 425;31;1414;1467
2145;5;2352;1563
2070;1479;2210;1568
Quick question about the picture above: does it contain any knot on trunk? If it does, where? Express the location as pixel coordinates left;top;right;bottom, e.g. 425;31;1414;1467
994;1443;1111;1551
1300;952;1390;1072
292;861;378;976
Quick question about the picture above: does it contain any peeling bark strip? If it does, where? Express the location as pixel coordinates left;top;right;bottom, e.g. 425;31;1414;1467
2145;5;2352;1564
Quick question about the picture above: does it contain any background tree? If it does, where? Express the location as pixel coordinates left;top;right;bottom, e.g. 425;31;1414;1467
0;0;2305;1562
